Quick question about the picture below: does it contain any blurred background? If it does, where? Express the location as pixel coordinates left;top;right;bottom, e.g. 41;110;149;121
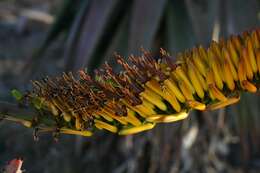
0;0;259;172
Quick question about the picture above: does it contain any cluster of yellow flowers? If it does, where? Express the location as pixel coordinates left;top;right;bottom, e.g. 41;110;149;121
25;28;260;137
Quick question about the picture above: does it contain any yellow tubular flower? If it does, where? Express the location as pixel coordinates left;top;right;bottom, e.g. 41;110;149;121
145;79;164;97
138;99;157;115
60;128;93;137
4;116;33;128
187;59;205;99
126;104;148;118
238;59;247;82
205;69;216;100
206;95;240;110
251;30;260;48
247;38;258;73
146;111;189;123
145;79;179;109
174;66;195;94
222;48;238;81
227;39;239;67
208;50;224;89
198;45;209;64
163;87;181;112
118;123;155;135
140;88;167;111
126;109;142;126
211;41;222;61
257;49;260;73
193;65;208;91
49;103;59;116
164;79;186;103
62;112;72;122
99;112;114;122
223;60;235;91
231;35;242;55
209;85;227;102
121;100;148;118
75;116;82;130
102;110;128;125
242;80;257;93
242;48;254;80
187;100;206;111
94;120;118;133
192;49;207;77
179;80;194;101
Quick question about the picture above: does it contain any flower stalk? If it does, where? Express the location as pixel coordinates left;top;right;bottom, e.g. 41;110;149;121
1;28;260;138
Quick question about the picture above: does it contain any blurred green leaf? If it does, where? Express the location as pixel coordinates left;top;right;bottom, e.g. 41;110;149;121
165;0;196;53
128;0;167;54
64;0;90;71
72;0;132;73
11;89;23;101
31;97;43;110
23;0;84;77
39;0;83;53
101;14;130;70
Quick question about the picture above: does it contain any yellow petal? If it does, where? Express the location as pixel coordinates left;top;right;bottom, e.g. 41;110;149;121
102;109;128;125
163;87;181;112
62;112;72;122
179;80;194;101
257;49;260;73
75;116;82;130
146;111;189;123
122;100;148;118
94;120;118;133
227;39;239;67
209;85;227;102
145;79;165;97
198;45;209;63
192;49;207;77
195;67;208;91
222;48;238;81
210;41;222;61
140;88;167;111
246;38;258;73
187;100;206;111
238;59;247;82
206;95;240;110
251;30;260;49
174;66;195;94
49;103;59;116
126;108;142;126
231;35;242;55
223;60;235;91
242;48;254;80
138;99;157;115
118;123;155;135
187;60;205;99
60;128;93;137
242;80;257;93
208;50;224;89
164;79;186;103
